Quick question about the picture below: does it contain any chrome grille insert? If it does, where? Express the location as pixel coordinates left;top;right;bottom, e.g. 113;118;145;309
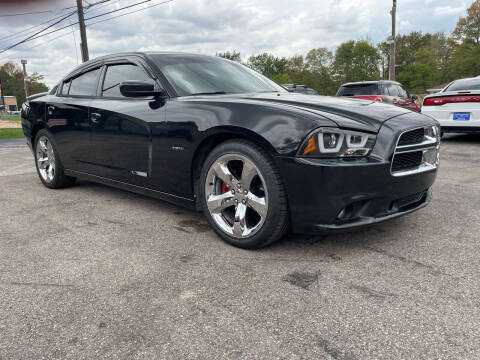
391;126;440;177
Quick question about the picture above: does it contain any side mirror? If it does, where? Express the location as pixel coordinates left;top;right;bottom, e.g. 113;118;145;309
411;94;418;101
119;81;165;98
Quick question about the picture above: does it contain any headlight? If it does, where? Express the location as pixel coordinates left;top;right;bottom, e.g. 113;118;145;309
298;128;376;158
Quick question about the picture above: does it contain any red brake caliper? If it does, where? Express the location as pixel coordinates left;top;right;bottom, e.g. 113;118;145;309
221;182;229;194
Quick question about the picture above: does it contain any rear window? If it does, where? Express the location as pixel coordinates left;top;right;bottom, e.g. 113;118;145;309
337;84;378;96
445;78;480;91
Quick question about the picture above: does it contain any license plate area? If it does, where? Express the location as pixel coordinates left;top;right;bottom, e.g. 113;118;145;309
453;112;470;121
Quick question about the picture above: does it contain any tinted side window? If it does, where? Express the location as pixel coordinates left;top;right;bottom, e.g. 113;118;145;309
69;68;101;96
60;79;71;95
49;85;59;95
102;64;151;97
397;86;408;98
386;83;399;96
378;84;387;95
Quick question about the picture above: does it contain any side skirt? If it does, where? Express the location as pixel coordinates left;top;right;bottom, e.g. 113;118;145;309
65;169;196;209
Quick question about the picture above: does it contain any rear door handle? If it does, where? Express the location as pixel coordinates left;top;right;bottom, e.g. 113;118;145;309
47;106;55;115
91;112;102;123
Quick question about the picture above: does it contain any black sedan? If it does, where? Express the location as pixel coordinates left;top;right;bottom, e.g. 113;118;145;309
21;52;440;248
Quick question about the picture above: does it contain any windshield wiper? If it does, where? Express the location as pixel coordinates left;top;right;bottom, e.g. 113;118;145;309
189;91;228;96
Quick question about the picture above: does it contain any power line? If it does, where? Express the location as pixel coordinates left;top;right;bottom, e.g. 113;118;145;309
0;0;109;45
84;0;122;16
0;11;77;54
86;0;172;27
0;0;172;57
14;0;163;45
0;30;76;63
0;6;76;18
0;10;77;43
87;0;155;21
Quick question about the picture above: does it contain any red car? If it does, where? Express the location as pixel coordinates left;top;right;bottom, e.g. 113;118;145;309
336;80;420;112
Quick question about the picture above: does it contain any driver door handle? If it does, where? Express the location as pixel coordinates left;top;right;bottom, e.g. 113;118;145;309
47;106;55;115
91;112;102;123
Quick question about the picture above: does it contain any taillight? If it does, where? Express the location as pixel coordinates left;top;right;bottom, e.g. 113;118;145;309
424;95;480;106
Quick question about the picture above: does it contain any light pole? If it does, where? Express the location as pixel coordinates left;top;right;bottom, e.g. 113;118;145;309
21;59;29;99
389;0;397;81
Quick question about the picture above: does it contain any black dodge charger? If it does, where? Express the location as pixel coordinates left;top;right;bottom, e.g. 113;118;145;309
21;52;440;248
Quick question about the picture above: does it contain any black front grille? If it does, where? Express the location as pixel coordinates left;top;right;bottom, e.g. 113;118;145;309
392;151;423;172
398;128;425;146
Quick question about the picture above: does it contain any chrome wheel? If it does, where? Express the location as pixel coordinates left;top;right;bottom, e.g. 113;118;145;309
205;154;268;238
36;136;56;183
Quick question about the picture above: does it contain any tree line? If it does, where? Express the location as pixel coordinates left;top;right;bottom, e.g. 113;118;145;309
1;0;479;105
219;0;480;95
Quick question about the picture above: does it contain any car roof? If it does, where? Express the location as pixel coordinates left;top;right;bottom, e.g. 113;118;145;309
63;51;219;80
341;80;402;86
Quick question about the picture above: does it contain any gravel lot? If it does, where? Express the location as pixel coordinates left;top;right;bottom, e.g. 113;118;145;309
1;135;479;359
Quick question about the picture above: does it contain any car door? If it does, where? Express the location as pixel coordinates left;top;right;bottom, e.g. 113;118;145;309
88;60;165;186
45;66;101;173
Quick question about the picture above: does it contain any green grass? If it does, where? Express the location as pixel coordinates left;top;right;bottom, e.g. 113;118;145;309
0;128;24;139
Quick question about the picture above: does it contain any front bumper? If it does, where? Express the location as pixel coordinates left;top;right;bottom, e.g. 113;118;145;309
275;156;436;234
275;114;439;235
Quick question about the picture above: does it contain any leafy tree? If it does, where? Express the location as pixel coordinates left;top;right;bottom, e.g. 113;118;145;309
305;48;333;73
305;48;335;95
247;53;288;78
333;40;380;84
0;61;48;107
448;43;480;79
271;73;292;84
452;0;480;45
216;51;242;62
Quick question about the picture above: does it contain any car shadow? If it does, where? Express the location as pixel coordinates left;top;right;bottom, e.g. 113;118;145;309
442;133;480;144
73;179;412;258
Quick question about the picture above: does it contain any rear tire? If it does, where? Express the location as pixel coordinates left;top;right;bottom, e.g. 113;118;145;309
199;139;289;249
34;129;76;189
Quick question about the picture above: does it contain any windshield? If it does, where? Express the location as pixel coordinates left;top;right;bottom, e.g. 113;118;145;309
445;78;480;92
149;54;286;96
336;84;378;96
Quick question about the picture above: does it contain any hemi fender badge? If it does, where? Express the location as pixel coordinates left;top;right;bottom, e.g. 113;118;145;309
47;119;67;126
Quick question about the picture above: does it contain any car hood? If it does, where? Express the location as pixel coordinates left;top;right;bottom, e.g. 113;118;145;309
187;92;412;133
236;93;412;133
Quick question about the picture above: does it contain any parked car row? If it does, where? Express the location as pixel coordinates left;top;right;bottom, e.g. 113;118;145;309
333;78;479;135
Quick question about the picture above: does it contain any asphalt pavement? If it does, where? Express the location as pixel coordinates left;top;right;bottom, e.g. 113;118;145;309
0;134;479;359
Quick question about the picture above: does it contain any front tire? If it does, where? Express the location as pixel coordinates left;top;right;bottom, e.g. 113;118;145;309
199;140;289;249
34;129;76;189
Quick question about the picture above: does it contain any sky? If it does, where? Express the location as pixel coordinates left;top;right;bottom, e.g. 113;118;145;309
0;0;471;88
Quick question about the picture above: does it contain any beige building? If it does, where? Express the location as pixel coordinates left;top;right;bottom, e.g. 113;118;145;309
2;96;18;112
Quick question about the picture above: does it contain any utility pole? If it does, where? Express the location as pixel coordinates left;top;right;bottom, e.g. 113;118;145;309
76;0;89;62
21;59;29;99
389;0;397;81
